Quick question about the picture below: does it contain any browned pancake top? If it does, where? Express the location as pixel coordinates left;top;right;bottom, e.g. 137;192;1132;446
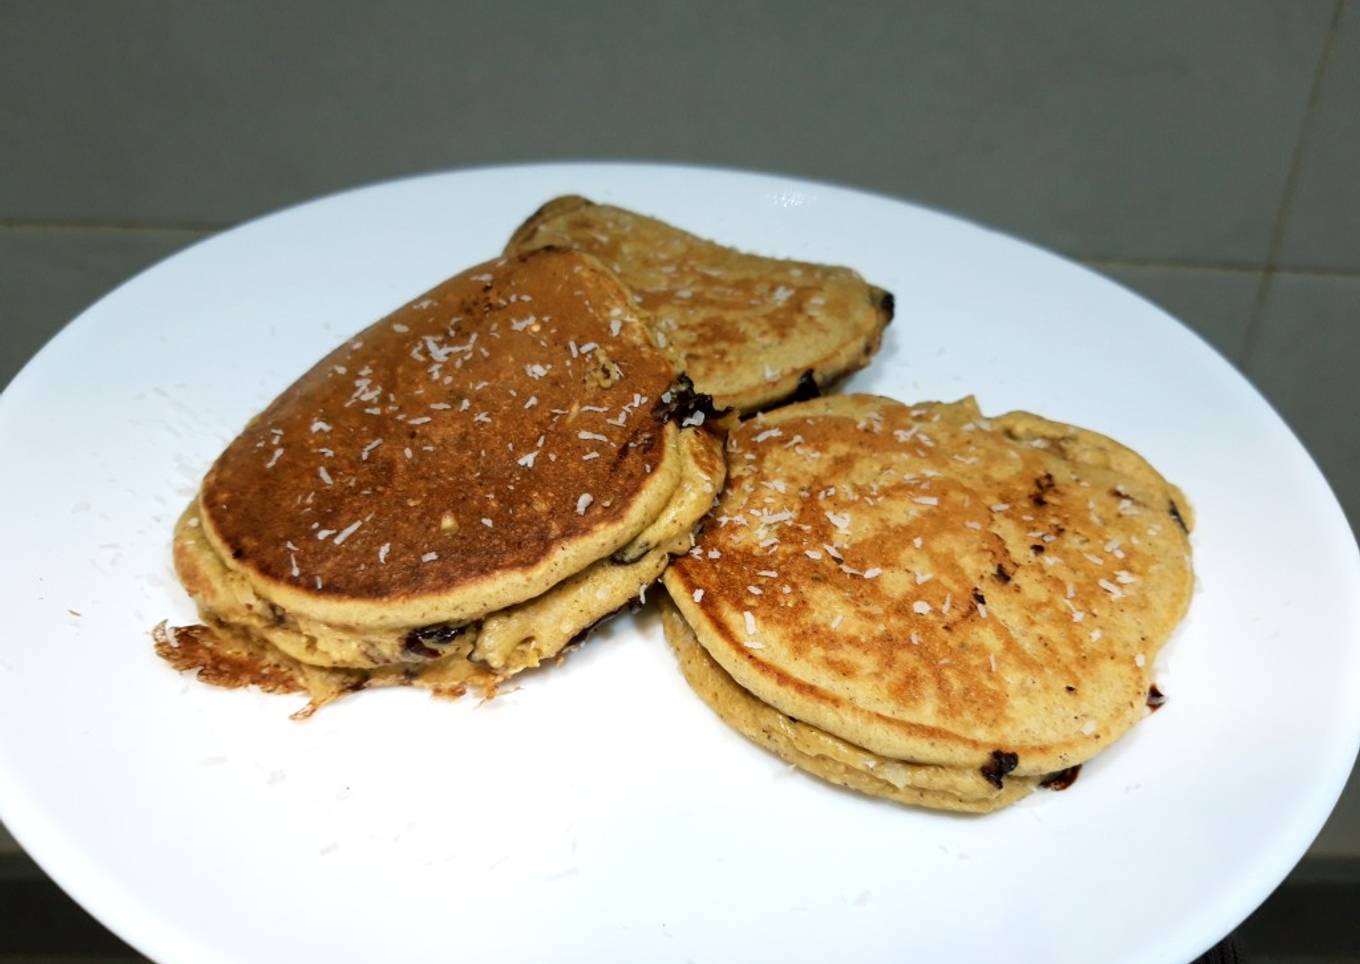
201;248;681;602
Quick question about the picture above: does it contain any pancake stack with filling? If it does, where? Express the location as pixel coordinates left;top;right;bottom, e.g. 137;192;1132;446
160;247;725;716
660;395;1194;812
505;196;894;414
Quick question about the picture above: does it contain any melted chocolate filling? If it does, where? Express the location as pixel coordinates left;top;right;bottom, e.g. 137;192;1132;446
1147;684;1167;711
651;373;728;428
1039;765;1082;791
403;621;476;659
980;749;1020;789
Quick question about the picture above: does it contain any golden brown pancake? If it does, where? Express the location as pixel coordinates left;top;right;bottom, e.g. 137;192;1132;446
166;248;725;712
506;196;894;413
662;395;1193;800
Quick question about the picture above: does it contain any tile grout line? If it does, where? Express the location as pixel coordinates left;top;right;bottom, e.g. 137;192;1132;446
2;223;1358;283
1080;256;1360;280
0;219;222;236
1240;0;1347;366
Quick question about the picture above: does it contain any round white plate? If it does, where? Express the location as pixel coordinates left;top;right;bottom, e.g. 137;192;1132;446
1;164;1357;964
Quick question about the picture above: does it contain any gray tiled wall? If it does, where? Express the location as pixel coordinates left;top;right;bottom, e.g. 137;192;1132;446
1;0;1356;863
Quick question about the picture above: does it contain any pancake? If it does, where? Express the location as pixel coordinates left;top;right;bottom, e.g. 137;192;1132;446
505;196;894;414
166;247;726;712
659;599;1038;813
662;394;1194;797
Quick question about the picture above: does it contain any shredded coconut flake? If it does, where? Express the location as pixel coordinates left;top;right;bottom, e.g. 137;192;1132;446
576;493;593;515
265;447;284;468
578;431;608;442
913;496;939;506
318;466;333;485
747;585;763;596
830;614;845;630
310;420;332;433
421;551;439;563
692;588;704;603
912;600;932;615
360;439;383;460
333;520;363;545
378;543;390;564
753;428;783;443
863;568;882;579
743;611;757;635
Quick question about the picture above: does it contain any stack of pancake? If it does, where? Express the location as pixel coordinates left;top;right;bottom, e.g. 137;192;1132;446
162;195;1194;812
163;246;731;715
659;395;1194;812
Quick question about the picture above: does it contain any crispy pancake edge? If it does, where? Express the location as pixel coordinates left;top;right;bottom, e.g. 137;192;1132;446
659;598;1036;813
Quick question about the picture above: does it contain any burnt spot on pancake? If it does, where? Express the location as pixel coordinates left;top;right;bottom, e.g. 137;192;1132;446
1030;472;1056;507
1039;765;1082;791
1146;684;1167;711
972;588;987;609
404;621;476;659
1030;543;1046;555
980;750;1020;789
994;563;1012;584
1169;500;1189;534
651;373;729;429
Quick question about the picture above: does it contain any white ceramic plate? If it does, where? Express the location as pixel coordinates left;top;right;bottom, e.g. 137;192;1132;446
1;164;1357;964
